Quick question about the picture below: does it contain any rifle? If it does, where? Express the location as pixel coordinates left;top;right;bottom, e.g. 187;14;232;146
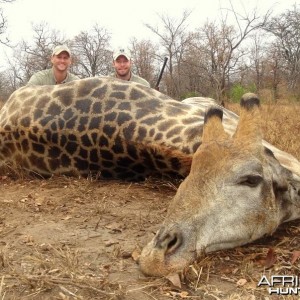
155;57;168;91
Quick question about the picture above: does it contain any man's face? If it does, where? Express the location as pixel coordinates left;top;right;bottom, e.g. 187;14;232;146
51;51;71;71
113;55;131;76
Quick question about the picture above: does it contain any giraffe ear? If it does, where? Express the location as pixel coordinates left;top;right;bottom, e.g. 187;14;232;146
202;107;229;144
233;93;262;152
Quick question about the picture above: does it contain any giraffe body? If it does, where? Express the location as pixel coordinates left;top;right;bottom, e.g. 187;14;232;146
0;77;202;180
1;77;299;180
1;79;300;277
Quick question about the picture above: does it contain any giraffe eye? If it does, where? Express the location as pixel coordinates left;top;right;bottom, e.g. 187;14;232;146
239;175;262;187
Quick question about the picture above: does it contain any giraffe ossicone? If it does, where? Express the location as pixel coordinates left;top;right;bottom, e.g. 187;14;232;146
0;77;300;276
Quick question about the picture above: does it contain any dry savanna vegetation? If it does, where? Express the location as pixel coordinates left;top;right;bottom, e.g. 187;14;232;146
0;101;300;300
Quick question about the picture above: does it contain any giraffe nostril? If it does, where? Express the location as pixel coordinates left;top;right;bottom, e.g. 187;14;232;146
165;231;183;255
154;226;183;255
167;236;178;249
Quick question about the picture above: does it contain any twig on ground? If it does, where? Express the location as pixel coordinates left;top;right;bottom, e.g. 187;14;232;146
59;285;82;299
5;274;115;297
0;276;5;300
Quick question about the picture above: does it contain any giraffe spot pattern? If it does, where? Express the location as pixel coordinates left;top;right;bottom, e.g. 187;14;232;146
0;77;205;180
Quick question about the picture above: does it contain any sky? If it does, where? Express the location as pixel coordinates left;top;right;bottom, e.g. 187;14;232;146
0;0;298;68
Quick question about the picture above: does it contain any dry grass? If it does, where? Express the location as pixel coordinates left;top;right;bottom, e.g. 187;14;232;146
261;103;300;161
227;102;300;161
0;246;121;299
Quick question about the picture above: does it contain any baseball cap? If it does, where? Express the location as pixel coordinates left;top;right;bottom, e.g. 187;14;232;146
113;47;131;60
52;45;71;56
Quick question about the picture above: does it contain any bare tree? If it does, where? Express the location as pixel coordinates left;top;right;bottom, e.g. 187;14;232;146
128;38;158;87
264;4;300;91
266;44;282;100
246;32;283;100
175;37;212;98
0;0;15;45
247;33;268;91
20;22;66;72
145;10;194;98
0;69;15;101
4;22;66;88
72;24;111;77
191;3;271;103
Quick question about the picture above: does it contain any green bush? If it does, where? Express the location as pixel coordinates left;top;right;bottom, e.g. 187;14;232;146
180;91;200;100
230;83;256;103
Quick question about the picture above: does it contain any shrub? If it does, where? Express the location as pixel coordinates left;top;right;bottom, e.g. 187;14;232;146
230;83;256;103
180;91;200;100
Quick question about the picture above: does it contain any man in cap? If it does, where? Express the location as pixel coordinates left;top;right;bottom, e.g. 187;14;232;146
27;45;80;85
110;47;150;87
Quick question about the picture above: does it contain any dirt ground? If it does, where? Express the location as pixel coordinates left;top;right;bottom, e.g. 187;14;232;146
0;173;299;300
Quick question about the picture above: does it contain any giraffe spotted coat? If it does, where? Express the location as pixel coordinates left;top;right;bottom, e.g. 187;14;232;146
0;77;299;180
0;77;204;180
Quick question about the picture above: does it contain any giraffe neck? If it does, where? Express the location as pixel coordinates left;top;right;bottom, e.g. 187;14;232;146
280;174;300;223
264;148;300;223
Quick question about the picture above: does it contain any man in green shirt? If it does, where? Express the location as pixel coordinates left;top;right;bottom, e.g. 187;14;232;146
110;47;150;87
27;45;80;85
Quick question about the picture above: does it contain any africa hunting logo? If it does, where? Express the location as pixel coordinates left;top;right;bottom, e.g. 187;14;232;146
258;275;300;295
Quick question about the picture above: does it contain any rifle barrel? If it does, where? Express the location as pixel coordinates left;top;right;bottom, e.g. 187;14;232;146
155;57;168;89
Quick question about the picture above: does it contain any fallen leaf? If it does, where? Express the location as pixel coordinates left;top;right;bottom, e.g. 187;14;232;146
291;250;300;264
166;273;181;288
264;248;276;268
104;240;119;247
34;196;44;206
237;278;247;286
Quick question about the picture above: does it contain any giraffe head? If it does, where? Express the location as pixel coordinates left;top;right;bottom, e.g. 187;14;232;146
139;93;300;277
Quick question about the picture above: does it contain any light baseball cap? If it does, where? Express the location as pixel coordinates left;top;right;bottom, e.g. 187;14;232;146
52;45;71;56
113;47;131;60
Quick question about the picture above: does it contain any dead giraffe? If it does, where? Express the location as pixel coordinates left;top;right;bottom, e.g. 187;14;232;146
139;94;300;276
0;78;300;277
